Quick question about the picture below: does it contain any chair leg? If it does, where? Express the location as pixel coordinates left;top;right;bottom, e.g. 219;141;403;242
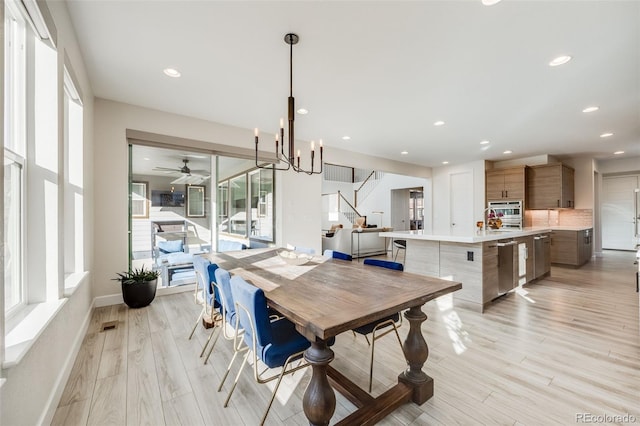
201;325;222;360
203;327;223;364
218;345;247;392
188;307;205;340
223;351;250;407
394;247;399;262
368;332;376;393
260;364;289;425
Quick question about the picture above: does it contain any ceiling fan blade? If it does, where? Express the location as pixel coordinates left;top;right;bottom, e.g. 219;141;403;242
152;166;180;172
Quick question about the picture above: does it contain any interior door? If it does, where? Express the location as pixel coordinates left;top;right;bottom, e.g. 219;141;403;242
390;189;410;231
450;171;474;236
602;175;639;250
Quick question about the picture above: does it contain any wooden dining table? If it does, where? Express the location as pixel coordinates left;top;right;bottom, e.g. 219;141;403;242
204;248;461;426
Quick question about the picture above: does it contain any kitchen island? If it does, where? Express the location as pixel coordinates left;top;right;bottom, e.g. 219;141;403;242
380;228;553;312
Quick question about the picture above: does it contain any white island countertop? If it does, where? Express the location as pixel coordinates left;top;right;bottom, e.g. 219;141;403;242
379;227;553;244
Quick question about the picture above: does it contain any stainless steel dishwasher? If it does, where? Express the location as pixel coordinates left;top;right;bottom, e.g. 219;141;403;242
497;240;517;295
533;234;550;279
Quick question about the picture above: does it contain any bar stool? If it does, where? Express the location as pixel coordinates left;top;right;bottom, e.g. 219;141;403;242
393;239;406;263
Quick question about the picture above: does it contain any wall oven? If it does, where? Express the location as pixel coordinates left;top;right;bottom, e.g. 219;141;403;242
488;200;523;229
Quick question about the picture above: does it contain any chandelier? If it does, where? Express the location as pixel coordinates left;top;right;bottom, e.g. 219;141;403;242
254;33;323;175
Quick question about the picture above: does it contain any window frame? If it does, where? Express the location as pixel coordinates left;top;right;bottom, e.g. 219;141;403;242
131;181;149;219
4;149;26;317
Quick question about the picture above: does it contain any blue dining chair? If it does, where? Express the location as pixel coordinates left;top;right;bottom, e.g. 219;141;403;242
190;256;223;358
220;276;312;426
323;249;353;261
353;258;405;392
202;268;244;365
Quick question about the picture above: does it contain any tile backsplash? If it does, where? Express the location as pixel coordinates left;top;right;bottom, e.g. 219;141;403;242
525;209;593;227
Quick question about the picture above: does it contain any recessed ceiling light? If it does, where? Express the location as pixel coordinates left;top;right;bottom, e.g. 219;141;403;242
163;68;181;78
549;55;572;67
401;151;408;155
482;0;502;5
600;132;614;138
614;151;624;155
434;120;445;126
297;108;308;115
143;157;150;161
582;106;599;113
480;140;490;145
503;150;512;154
442;161;449;165
342;136;351;140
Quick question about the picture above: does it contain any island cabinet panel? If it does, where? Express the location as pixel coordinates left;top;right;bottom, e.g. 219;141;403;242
527;163;575;209
405;240;440;277
550;229;592;266
438;242;484;305
515;236;535;283
481;242;499;304
486;167;526;202
550;230;578;264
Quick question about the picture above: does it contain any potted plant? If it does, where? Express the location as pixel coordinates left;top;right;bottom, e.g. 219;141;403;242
113;266;160;308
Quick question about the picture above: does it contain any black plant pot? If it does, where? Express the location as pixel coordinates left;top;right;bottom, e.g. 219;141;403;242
122;279;157;309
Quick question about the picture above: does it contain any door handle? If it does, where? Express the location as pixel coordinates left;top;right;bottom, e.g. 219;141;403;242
505;190;508;198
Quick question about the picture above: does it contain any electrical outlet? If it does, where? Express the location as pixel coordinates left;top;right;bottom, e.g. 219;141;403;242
467;251;474;261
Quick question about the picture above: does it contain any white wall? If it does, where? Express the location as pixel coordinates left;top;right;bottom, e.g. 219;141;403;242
597;155;640;175
1;1;95;425
355;173;431;230
93;99;431;297
563;156;596;210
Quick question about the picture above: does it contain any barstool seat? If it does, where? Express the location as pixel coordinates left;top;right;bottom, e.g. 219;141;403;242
393;239;406;263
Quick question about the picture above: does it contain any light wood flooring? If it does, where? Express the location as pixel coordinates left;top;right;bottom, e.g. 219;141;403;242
52;250;640;425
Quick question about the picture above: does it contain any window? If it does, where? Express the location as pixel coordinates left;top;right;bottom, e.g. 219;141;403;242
218;167;274;242
249;169;274;241
131;181;149;218
186;185;206;217
63;65;84;278
4;2;27;314
4;154;24;313
217;181;229;232
229;174;247;236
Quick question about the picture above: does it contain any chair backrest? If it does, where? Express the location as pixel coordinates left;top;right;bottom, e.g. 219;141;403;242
192;256;219;304
332;251;352;261
214;268;235;322
363;258;404;271
230;276;272;349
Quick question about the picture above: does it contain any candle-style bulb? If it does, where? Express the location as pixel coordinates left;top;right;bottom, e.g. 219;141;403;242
254;128;258;137
311;141;315;151
280;118;284;129
297;149;301;158
275;133;279;141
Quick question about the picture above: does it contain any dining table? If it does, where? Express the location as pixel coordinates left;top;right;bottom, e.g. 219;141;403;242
204;248;461;426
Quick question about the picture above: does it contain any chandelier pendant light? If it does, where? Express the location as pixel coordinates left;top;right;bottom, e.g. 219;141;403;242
254;33;323;175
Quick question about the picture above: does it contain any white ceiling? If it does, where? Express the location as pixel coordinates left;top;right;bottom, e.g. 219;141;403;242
66;0;640;168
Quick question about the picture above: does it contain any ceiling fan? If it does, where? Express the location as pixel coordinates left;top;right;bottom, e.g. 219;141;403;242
153;159;210;184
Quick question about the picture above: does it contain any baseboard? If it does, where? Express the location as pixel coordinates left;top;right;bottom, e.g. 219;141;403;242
94;293;124;307
594;251;604;257
38;298;95;426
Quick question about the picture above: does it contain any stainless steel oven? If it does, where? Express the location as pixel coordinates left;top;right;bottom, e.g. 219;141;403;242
488;200;523;229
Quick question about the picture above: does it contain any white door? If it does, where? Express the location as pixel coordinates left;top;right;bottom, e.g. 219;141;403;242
390;189;410;231
450;171;474;236
602;175;639;250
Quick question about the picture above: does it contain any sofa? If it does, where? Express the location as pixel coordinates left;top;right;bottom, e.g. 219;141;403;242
322;227;390;258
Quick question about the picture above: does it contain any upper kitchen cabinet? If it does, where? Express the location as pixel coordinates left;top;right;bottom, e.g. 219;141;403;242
527;163;575;209
486;166;526;202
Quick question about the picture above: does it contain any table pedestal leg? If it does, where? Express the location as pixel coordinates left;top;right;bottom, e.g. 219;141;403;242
398;305;433;404
303;340;336;426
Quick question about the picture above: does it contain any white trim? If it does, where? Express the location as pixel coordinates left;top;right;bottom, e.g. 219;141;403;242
37;298;94;426
2;299;67;368
594;251;604;258
63;271;89;297
94;283;195;307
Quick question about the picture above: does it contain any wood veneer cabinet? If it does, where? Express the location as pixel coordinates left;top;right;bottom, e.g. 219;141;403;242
550;228;593;266
527;163;575;209
486;166;526;201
